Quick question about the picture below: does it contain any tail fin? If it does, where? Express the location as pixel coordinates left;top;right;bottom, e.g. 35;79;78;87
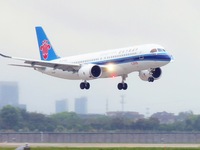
35;26;60;61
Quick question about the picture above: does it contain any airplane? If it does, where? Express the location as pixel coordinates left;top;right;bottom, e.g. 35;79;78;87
0;26;173;90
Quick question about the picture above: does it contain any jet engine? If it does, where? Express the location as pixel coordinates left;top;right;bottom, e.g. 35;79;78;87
139;68;162;82
78;64;102;80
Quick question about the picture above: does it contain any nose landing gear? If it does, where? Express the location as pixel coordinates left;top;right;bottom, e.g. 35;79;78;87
148;77;154;82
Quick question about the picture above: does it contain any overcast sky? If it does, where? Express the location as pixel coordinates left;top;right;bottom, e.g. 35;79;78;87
0;0;200;115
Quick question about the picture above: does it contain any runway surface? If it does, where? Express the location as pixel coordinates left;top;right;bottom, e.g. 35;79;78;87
1;143;200;148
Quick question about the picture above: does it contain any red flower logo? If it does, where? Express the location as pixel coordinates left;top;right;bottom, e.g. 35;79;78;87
40;40;51;60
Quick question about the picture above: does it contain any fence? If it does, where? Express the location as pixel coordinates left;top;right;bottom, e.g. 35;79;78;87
0;132;200;143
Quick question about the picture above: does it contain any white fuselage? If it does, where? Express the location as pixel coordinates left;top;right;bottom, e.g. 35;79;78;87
37;44;172;80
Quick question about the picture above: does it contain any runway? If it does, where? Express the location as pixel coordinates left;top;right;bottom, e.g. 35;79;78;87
1;143;200;148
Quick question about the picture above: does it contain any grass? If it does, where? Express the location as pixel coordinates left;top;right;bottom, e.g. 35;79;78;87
30;148;200;150
1;148;200;150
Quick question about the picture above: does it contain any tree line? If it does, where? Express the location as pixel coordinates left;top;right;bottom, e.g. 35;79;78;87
0;105;200;132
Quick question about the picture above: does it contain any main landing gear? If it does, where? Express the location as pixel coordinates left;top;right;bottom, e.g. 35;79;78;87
117;75;128;90
118;83;128;90
80;81;90;90
80;75;129;90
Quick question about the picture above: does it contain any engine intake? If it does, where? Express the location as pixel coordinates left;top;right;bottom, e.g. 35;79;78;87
139;68;162;81
151;68;162;78
78;64;102;80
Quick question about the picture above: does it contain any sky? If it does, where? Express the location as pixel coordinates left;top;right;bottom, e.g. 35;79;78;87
0;0;200;115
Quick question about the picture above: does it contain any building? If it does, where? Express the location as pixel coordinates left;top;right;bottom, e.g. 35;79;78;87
0;81;26;110
75;97;87;114
151;111;176;124
107;111;144;121
0;81;19;108
55;99;68;113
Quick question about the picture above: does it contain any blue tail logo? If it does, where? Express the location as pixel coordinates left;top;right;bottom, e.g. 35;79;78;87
36;26;60;61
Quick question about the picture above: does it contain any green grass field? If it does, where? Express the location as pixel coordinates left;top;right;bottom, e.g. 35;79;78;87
1;148;200;150
31;148;200;150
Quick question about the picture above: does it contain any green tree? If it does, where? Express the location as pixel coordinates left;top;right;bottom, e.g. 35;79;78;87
54;125;66;132
133;119;146;130
83;115;111;131
0;105;20;130
17;108;30;131
177;111;193;122
50;112;81;131
27;112;55;131
185;116;196;131
110;117;125;130
191;115;200;131
147;117;160;130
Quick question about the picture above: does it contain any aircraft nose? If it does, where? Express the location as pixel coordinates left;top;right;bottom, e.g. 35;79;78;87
161;53;173;62
169;54;174;62
166;53;174;62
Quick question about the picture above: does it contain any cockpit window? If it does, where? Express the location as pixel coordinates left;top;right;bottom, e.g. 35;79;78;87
157;48;165;52
151;48;166;53
150;49;157;53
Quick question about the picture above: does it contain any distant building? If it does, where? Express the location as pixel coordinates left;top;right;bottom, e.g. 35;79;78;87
0;81;19;108
151;111;176;124
0;81;26;110
75;97;87;114
107;111;144;121
55;99;68;113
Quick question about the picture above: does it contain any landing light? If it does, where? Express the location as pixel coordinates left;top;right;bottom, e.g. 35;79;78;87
107;63;115;72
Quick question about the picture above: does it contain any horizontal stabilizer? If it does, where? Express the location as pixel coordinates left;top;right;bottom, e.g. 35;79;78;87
9;64;46;69
0;53;12;58
0;52;81;71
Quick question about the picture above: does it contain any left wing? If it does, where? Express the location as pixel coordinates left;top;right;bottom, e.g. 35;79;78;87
0;53;81;72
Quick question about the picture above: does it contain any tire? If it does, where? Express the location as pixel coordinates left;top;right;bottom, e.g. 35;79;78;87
85;82;90;89
123;83;128;90
118;83;123;90
80;82;85;89
148;77;154;82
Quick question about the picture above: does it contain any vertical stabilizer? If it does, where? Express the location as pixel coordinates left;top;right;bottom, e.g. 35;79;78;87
35;26;60;61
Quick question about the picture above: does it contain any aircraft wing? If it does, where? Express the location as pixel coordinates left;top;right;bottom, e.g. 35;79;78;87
0;53;81;71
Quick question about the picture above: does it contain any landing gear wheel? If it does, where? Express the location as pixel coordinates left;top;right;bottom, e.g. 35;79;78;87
118;83;123;90
80;82;90;90
148;77;154;82
85;82;90;90
80;82;85;89
118;75;128;90
117;83;128;90
123;83;128;90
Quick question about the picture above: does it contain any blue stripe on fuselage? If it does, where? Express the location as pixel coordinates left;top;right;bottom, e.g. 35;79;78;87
93;53;171;65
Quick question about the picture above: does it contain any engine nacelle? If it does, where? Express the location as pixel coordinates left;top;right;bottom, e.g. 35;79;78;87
78;64;102;80
139;68;162;81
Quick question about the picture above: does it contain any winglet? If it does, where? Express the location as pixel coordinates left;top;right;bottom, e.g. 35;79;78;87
35;26;60;61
